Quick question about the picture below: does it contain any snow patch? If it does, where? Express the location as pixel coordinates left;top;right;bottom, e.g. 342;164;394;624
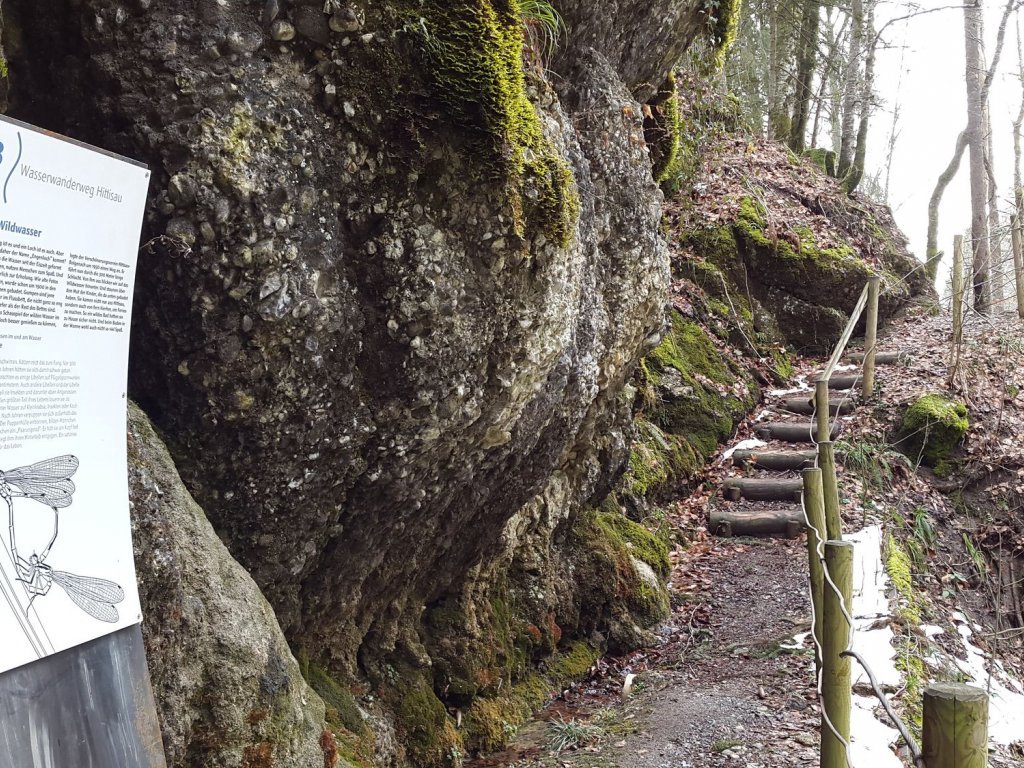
721;438;767;461
947;614;1024;745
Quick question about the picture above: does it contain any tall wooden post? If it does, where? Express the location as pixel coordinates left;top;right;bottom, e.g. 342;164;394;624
950;236;965;387
821;541;853;768
815;378;831;446
818;441;842;541
1013;197;1024;318
862;276;880;397
953;235;965;332
802;467;826;675
922;683;988;768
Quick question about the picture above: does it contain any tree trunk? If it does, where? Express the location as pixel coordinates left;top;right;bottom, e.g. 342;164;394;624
926;132;968;282
843;3;876;194
984;102;1005;308
965;0;992;313
837;0;864;178
789;0;822;152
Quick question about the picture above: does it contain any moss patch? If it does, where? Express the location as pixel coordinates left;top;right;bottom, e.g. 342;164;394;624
645;73;682;184
626;311;755;497
407;0;579;245
885;534;921;624
386;668;464;767
897;394;968;467
462;641;600;754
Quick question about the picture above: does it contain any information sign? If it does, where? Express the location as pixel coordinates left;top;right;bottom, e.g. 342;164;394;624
0;114;149;674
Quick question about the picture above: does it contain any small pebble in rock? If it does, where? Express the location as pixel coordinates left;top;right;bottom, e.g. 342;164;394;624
270;20;295;41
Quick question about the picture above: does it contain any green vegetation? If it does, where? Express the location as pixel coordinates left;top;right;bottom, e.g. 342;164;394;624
517;0;563;61
409;1;579;245
712;738;745;753
626;310;756;498
547;716;604;751
897;394;969;467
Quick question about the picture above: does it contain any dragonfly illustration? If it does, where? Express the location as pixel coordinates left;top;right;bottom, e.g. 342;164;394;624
14;552;124;623
1;455;79;560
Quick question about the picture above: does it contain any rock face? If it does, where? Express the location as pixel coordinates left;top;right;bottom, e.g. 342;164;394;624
4;0;705;763
128;403;331;767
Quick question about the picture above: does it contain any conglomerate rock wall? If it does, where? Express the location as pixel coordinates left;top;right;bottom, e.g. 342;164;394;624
3;0;707;764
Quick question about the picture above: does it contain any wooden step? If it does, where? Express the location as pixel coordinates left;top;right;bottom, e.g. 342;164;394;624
753;421;839;443
710;506;805;538
781;397;856;416
732;449;817;471
722;477;803;502
845;351;905;365
825;373;860;390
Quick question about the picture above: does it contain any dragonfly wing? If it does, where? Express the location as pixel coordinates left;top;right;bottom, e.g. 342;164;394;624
52;570;123;623
3;456;79;507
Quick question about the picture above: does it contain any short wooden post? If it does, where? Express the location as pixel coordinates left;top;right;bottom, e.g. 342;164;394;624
817;441;842;541
802;467;826;675
814;377;831;445
821;540;853;768
922;683;988;768
862;276;880;397
1012;207;1024;319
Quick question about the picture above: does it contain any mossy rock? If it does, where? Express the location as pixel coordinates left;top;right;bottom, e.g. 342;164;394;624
644;73;682;184
462;641;600;754
403;0;580;246
569;504;671;647
385;668;463;767
803;147;837;177
897;394;968;467
626;311;756;498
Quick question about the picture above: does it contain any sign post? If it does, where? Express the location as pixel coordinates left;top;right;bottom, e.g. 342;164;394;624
0;115;165;767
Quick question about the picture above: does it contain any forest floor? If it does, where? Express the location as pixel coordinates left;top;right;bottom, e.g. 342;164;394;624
468;302;1024;768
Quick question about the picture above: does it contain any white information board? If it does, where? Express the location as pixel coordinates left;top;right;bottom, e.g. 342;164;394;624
0;116;149;674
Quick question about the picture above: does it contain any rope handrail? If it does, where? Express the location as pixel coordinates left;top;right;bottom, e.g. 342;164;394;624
820;282;871;383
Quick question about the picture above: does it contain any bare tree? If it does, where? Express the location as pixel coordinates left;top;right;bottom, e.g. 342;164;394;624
790;0;822;151
965;0;991;312
927;0;1020;289
837;0;864;178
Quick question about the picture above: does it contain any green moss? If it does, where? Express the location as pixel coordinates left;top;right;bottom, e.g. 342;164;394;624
625;418;700;497
886;534;921;624
705;0;742;69
804;147;837;177
635;312;755;473
647;73;683;184
898;394;969;467
391;670;463;767
300;660;367;736
408;1;579;245
463;641;600;754
592;506;671;580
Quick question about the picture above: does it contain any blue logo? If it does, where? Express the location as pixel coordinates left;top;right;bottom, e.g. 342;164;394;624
1;132;21;204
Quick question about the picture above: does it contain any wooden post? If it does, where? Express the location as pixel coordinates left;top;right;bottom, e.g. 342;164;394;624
922;683;988;768
953;235;965;337
950;236;965;387
815;378;830;446
862;276;880;397
818;441;842;541
802;468;826;675
821;540;853;768
1012;205;1024;319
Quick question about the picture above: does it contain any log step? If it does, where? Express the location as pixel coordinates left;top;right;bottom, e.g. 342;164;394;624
825;374;860;390
781;397;857;416
753;421;839;443
732;449;817;470
709;506;805;538
845;351;905;365
722;477;803;502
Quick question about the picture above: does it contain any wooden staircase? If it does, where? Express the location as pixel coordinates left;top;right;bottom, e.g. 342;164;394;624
711;349;904;539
